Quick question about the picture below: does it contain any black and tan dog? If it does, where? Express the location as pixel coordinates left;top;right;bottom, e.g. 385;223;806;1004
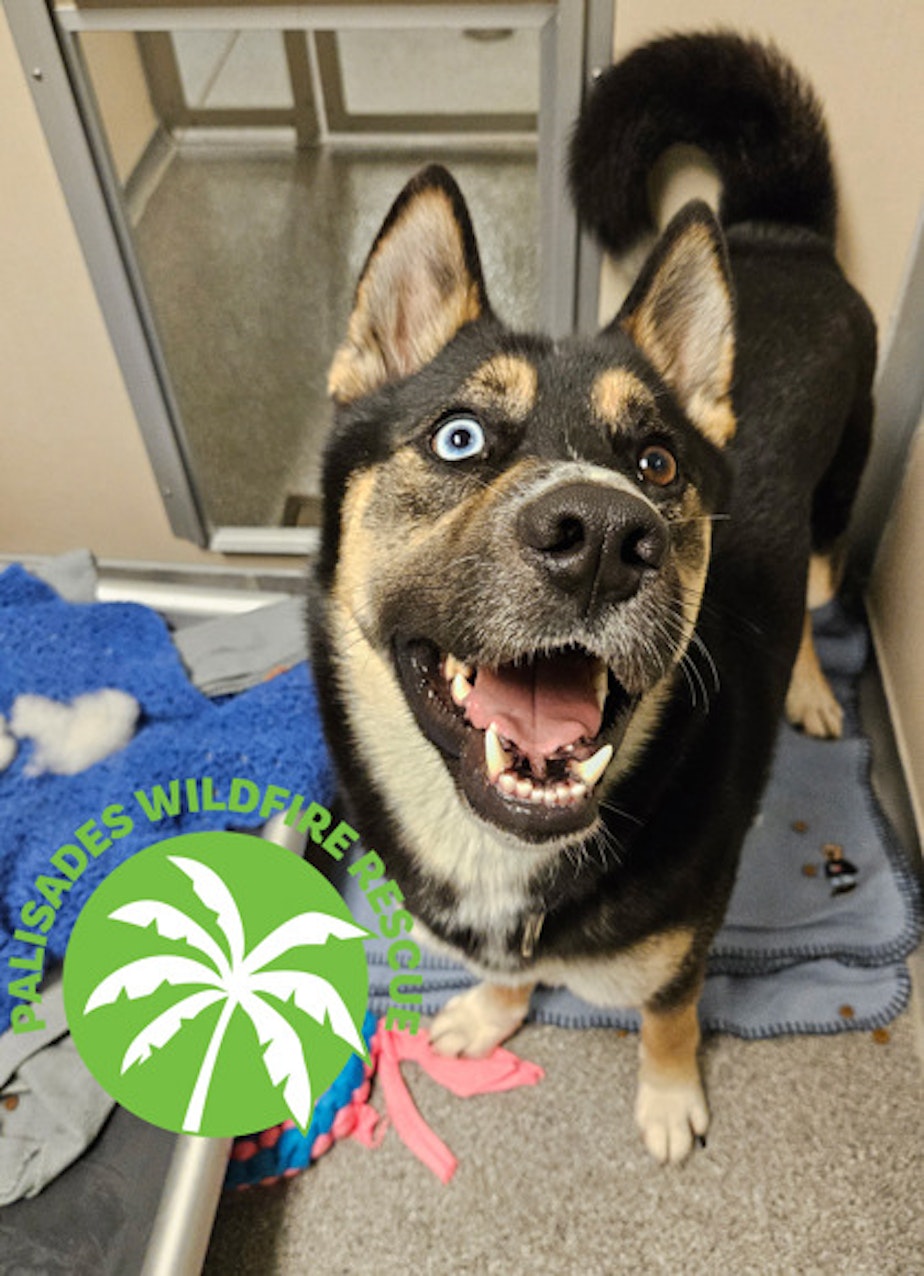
308;31;875;1163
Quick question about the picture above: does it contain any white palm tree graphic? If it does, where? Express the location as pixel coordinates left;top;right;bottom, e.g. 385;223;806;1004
83;855;369;1134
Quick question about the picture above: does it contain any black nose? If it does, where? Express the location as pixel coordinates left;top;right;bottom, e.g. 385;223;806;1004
517;482;668;608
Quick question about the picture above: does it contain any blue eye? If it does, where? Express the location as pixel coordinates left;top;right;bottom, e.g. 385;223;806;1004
431;417;486;462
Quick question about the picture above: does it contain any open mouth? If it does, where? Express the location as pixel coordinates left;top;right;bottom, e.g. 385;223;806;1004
393;639;636;839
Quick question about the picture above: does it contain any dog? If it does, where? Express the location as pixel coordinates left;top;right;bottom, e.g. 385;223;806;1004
307;30;876;1164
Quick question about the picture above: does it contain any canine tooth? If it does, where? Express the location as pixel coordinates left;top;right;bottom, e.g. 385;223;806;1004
594;663;609;712
573;743;614;789
451;673;471;705
485;723;512;783
498;772;517;795
444;655;473;682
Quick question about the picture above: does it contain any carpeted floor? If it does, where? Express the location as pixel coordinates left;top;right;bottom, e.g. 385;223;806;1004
204;663;923;1276
205;985;923;1275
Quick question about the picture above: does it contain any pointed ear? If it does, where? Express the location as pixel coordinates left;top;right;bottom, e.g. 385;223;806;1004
615;201;735;447
328;166;489;404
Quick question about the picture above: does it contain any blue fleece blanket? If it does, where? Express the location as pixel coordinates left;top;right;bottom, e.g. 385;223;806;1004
0;567;333;1026
0;566;919;1037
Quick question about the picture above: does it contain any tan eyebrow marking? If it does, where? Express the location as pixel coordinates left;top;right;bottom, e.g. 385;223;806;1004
463;355;538;421
591;368;657;434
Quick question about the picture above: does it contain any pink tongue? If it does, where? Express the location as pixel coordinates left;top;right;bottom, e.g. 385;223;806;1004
464;652;602;770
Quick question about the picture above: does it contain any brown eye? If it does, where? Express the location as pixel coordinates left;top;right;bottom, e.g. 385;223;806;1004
637;444;678;487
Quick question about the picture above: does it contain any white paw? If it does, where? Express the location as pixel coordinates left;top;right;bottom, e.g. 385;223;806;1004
635;1077;709;1165
786;675;843;739
429;984;528;1059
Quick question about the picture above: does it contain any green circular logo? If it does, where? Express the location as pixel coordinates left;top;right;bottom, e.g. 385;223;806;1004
63;831;369;1137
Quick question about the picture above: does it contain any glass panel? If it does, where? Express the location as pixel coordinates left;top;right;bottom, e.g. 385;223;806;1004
172;31;236;107
189;31;293;110
78;26;539;533
337;28;540;116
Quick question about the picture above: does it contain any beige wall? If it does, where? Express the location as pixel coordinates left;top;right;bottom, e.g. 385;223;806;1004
868;417;924;837
81;31;158;185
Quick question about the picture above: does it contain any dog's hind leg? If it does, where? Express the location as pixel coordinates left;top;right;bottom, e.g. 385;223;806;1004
429;981;534;1059
786;387;874;738
786;600;844;738
635;989;709;1165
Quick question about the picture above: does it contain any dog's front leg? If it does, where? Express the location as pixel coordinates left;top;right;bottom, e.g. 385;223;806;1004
635;990;709;1165
429;981;535;1058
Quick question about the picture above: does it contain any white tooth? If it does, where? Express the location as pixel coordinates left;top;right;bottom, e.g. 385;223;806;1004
485;723;511;783
444;654;473;682
593;662;608;712
530;788;545;805
570;781;588;802
498;772;517;795
543;788;558;807
555;784;571;804
574;743;614;789
451;673;471;704
516;779;532;800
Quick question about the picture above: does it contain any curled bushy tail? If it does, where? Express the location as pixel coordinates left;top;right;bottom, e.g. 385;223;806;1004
569;31;836;255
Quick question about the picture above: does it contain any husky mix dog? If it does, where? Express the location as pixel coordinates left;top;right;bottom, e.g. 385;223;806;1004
308;32;876;1163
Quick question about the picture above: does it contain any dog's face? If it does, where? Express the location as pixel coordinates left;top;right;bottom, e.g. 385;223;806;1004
315;167;734;851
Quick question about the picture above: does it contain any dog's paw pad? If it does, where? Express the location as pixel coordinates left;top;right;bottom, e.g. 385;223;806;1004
429;986;526;1059
635;1078;709;1165
786;675;844;739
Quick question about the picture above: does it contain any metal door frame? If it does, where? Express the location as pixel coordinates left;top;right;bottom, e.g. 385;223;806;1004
4;0;612;554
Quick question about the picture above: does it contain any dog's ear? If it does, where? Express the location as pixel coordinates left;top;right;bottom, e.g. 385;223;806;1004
328;166;489;404
614;201;735;447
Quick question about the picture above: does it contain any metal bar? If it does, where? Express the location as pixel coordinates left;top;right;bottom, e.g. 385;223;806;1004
283;29;320;146
574;0;612;333
168;104;298;126
136;30;187;129
312;28;347;131
209;526;319;555
305;28;329;137
139;1135;232;1276
56;4;556;34
301;129;537;149
537;0;585;337
4;0;208;545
